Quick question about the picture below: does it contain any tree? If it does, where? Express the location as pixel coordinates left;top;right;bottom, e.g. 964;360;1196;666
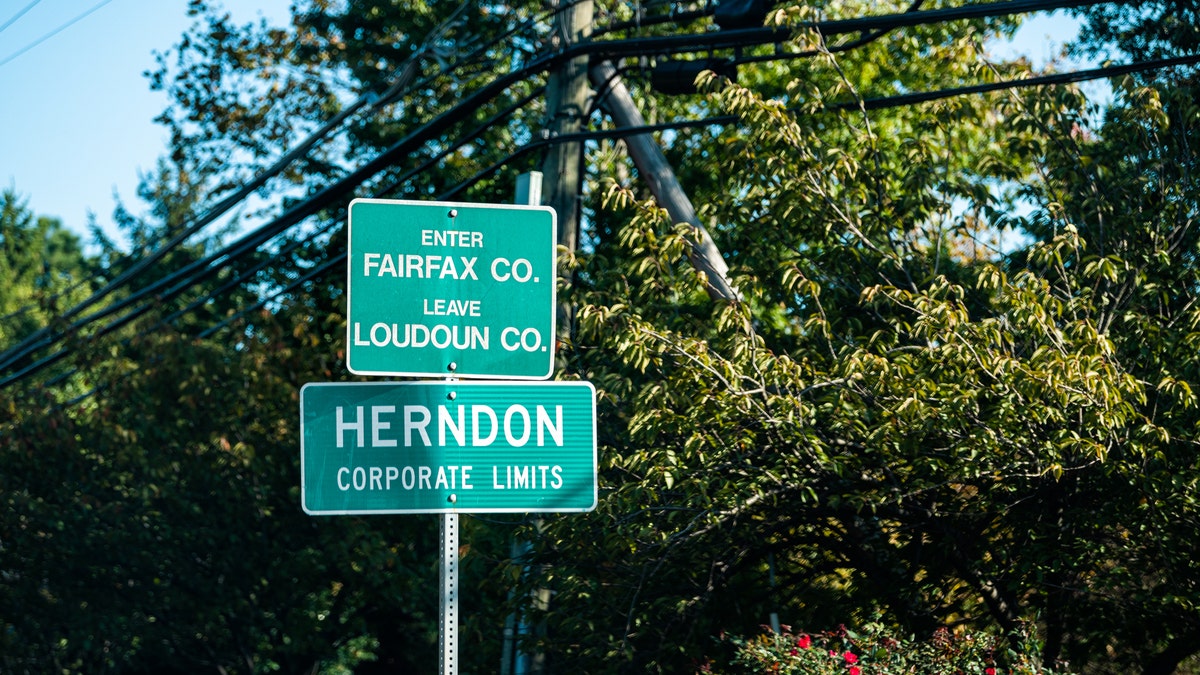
535;26;1200;675
4;0;1199;673
0;189;96;346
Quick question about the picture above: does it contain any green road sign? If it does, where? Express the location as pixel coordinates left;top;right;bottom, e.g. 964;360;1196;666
346;198;557;379
300;381;597;514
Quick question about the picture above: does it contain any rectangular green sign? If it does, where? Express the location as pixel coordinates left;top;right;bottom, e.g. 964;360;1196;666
300;381;597;514
346;199;557;379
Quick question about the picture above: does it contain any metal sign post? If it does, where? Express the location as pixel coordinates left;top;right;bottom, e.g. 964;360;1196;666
440;512;459;675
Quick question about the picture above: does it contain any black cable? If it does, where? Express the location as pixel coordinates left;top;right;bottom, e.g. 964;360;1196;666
33;215;344;393
728;0;926;66
0;0;569;376
43;85;544;370
0;2;483;372
0;0;1143;388
19;44;1195;393
444;50;1200;197
1;4;563;385
375;85;545;198
0;273;93;327
579;0;1118;62
10;0;1107;365
4;5;464;331
153;218;343;336
3;33;561;367
198;252;343;340
853;50;1200;110
30;77;548;388
594;6;713;38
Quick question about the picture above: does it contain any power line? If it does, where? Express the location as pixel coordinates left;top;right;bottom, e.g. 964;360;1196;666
0;0;41;35
0;0;114;68
1;0;1105;373
854;50;1200;110
0;2;482;373
0;0;1160;389
0;41;554;378
0;0;577;373
20;3;469;325
25;32;1189;395
580;0;1118;62
4;87;547;391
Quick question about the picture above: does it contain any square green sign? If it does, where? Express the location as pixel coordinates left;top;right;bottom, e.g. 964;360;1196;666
300;381;597;514
346;198;557;379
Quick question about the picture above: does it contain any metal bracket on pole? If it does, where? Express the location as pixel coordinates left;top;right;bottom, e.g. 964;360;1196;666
516;171;543;207
440;512;459;675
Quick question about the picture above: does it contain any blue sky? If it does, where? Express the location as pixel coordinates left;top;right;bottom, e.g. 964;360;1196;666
0;0;290;248
0;1;1083;251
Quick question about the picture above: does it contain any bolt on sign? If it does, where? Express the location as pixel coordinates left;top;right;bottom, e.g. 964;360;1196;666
346;198;557;380
300;381;598;514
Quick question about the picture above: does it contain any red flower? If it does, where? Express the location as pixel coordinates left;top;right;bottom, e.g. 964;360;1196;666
848;667;861;675
797;634;812;649
985;669;996;675
844;651;858;664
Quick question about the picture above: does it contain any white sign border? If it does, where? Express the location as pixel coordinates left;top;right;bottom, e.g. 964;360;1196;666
345;198;558;380
299;380;598;516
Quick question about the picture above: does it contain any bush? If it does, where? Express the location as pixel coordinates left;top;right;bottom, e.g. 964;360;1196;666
701;623;1074;675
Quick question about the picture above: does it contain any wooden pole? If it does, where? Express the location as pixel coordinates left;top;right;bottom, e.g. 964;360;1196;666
590;60;741;302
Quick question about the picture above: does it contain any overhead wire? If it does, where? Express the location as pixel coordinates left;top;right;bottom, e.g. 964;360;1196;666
27;86;549;391
0;1;473;366
728;0;926;66
0;0;41;35
0;0;581;373
0;0;928;341
0;1;490;374
579;0;1117;62
149;45;1200;340
4;52;541;354
374;85;546;199
44;42;1200;405
0;4;568;389
0;0;1170;391
0;2;1089;386
11;0;1100;344
33;212;346;394
0;0;114;68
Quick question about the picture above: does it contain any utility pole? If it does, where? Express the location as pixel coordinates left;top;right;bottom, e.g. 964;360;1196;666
502;171;546;675
540;0;594;262
499;6;595;674
590;60;740;302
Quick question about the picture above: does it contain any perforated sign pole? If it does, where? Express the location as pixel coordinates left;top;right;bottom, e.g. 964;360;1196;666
440;512;459;675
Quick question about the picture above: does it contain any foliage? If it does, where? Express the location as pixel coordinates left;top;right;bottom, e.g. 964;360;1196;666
3;0;1200;674
711;623;1072;675
1071;0;1200;61
532;21;1200;675
0;189;97;346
